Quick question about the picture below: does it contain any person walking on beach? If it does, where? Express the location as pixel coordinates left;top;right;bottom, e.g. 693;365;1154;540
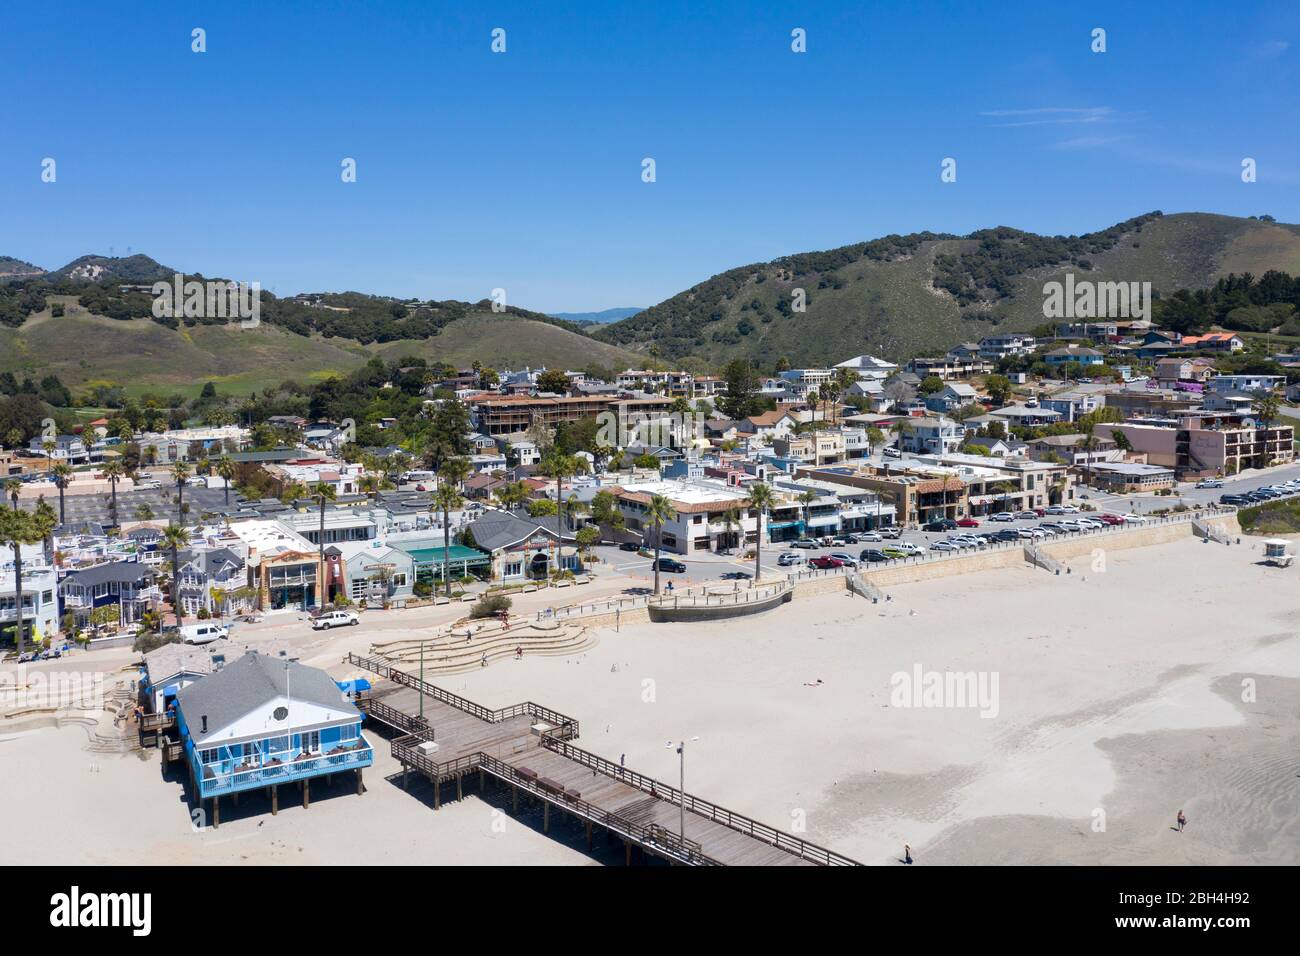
903;843;913;865
1176;809;1187;832
515;645;522;660
480;652;487;668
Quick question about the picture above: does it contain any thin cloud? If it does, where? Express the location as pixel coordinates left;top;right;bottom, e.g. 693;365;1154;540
1254;39;1290;59
980;106;1116;128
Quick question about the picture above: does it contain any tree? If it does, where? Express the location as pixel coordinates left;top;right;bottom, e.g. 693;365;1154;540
216;455;237;506
33;497;57;564
589;489;623;534
575;525;600;563
718;359;761;420
424;398;471;470
535;369;571;395
310;482;337;605
645;494;677;595
435;457;470;596
985;374;1012;406
0;507;43;654
161;523;191;627
170;460;191;523
919;375;944;395
134;503;154;522
718;505;741;553
103;458;125;527
540;452;584;574
1110;429;1131;453
4;478;20;509
746;482;776;582
1251;391;1282;467
51;462;72;524
797;489;818;537
41;439;55;476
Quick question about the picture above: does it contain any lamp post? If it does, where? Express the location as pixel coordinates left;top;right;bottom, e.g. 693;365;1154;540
419;639;425;721
667;736;699;846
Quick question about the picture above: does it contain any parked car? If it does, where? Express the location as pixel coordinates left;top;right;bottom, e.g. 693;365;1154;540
879;527;904;539
1097;513;1124;525
924;519;958;532
857;531;883;542
312;610;359;630
931;541;959;552
655;557;687;573
809;555;845;569
860;549;892;563
1195;478;1224;489
892;542;927;555
881;547;911;558
1014;511;1038;520
1219;494;1249;506
989;512;1015;522
883;447;902;458
180;622;229;644
956;517;981;528
1120;513;1146;524
828;552;859;569
791;538;819;549
777;552;807;567
619;541;642;551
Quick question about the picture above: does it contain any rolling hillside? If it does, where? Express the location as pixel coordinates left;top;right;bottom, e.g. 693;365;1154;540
0;297;645;399
593;212;1300;367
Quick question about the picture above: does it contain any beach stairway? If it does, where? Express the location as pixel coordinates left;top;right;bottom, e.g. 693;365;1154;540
369;619;597;676
1192;518;1232;545
1023;545;1066;575
846;573;888;603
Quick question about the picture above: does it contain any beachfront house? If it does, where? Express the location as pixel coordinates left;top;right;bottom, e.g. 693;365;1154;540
174;652;373;824
323;542;415;608
59;560;155;628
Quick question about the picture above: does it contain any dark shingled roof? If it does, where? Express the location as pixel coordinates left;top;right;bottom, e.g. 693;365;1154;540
176;651;357;746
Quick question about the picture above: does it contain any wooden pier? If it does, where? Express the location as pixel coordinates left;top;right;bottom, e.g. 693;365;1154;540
347;653;858;866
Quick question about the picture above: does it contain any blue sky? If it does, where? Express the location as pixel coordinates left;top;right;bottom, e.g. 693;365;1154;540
2;1;1297;312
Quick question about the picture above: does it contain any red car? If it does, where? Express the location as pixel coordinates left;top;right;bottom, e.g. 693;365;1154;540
956;517;980;528
1097;513;1124;525
809;555;845;570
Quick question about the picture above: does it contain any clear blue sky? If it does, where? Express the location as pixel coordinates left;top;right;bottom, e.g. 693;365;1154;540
2;1;1297;312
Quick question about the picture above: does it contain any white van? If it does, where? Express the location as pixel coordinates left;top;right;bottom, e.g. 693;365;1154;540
180;622;229;644
403;470;436;484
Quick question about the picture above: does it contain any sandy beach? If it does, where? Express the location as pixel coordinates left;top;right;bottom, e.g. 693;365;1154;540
3;534;1297;865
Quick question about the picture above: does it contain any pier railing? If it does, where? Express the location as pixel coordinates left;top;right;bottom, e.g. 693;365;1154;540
390;733;716;865
348;654;579;740
540;736;860;866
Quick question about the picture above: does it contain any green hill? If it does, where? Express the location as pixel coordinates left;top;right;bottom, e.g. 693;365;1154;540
0;296;644;400
593;212;1300;366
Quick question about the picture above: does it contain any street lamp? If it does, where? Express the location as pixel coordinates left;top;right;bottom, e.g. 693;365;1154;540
666;736;699;845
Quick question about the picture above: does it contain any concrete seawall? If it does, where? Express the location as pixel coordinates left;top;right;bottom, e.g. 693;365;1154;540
574;513;1243;629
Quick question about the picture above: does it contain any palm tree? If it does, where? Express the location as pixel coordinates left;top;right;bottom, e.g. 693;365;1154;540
1251;391;1282;468
41;439;56;476
310;481;337;606
718;506;741;553
102;458;124;527
216;455;237;506
432;482;464;596
4;478;21;509
875;489;896;531
1;507;44;655
990;480;1017;516
540;452;584;574
746;482;777;582
170;460;191;522
797;489;818;538
33;497;57;565
833;367;858;423
160;523;191;627
51;462;72;525
645;494;677;596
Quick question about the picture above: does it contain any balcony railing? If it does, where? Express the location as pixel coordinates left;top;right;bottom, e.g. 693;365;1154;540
195;740;373;798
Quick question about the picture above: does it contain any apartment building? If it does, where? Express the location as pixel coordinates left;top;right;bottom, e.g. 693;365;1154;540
612;479;759;554
1101;413;1295;478
469;394;673;437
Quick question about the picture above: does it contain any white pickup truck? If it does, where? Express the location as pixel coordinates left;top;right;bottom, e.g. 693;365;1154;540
311;610;360;630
